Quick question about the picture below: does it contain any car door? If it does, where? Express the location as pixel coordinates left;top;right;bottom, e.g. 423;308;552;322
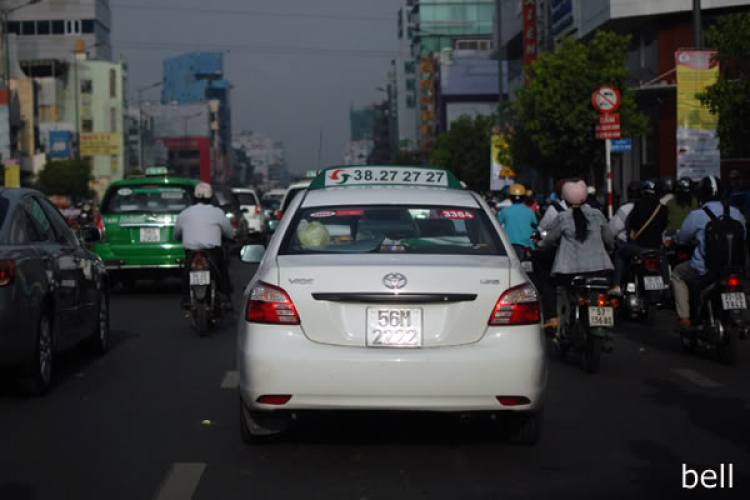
22;195;84;347
39;196;99;339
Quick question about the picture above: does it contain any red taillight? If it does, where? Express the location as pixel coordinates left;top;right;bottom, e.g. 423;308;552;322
191;254;209;271
643;258;659;272
596;293;607;307
728;276;741;289
488;282;540;326
0;260;16;287
95;214;106;241
246;281;301;325
276;210;283;220
231;217;239;229
496;396;531;407
256;395;292;405
255;205;261;215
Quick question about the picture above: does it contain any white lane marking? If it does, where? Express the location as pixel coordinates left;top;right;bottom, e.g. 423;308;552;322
672;369;722;389
220;370;239;389
155;463;206;500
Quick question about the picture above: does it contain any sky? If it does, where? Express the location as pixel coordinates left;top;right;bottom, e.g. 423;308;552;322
111;0;407;174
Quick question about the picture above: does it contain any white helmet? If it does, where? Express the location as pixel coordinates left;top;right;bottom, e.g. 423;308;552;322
587;186;596;196
194;182;213;200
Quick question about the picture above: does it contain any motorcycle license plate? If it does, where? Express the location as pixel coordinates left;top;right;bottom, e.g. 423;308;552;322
140;227;160;243
721;293;747;310
588;307;614;327
521;261;534;273
190;271;210;286
366;308;422;347
643;276;664;291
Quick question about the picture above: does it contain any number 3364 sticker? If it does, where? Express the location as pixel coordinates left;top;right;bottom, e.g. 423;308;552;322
440;210;474;220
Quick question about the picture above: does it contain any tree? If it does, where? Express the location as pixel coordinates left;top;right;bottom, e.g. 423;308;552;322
698;13;750;158
430;114;495;192
514;31;649;180
35;160;95;201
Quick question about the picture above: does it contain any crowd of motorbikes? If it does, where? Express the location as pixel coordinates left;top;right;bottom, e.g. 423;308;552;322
517;215;749;374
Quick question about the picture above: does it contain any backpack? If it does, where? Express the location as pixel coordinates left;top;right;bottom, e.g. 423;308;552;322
703;202;746;273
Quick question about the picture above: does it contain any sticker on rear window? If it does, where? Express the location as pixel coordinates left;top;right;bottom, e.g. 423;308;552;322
440;210;474;220
161;191;184;199
310;211;336;218
336;210;364;217
118;188;132;196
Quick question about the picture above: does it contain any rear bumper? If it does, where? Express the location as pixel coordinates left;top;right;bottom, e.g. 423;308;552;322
94;243;185;270
238;323;548;413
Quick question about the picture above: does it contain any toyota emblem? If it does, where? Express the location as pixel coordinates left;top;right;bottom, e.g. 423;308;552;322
383;273;407;290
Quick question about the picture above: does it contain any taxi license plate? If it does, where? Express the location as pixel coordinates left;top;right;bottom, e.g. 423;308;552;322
140;227;160;243
189;271;210;286
366;308;422;347
588;307;614;327
721;293;747;310
643;276;664;291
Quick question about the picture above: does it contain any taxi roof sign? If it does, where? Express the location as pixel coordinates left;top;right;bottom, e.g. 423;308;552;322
309;165;463;190
145;166;169;176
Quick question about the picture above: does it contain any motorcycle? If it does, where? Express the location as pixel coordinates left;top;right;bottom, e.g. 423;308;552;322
620;249;669;324
555;275;618;373
186;251;223;337
681;268;750;364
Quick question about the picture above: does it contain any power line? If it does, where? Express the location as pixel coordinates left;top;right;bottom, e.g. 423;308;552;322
111;2;393;23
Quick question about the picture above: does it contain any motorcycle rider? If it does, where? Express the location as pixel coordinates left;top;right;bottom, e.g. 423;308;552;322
539;179;570;231
585;185;605;214
659;177;676;206
666;177;698;232
609;180;642;243
175;182;236;310
497;183;538;257
672;176;746;331
610;179;669;295
539;180;615;330
524;189;541;219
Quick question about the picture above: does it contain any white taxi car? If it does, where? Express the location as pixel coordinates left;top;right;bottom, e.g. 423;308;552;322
237;166;547;444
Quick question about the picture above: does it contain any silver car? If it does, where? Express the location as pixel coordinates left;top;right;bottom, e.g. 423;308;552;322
0;188;109;394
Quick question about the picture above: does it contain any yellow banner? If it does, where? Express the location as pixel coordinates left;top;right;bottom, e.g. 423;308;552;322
4;164;20;187
80;133;121;157
676;51;718;131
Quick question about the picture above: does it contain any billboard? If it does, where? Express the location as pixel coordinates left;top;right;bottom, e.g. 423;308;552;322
675;50;720;180
49;131;72;159
80;133;122;157
523;0;538;79
491;130;515;191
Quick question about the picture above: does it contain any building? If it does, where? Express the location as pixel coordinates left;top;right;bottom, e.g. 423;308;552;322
5;0;112;79
393;8;419;150
343;140;372;165
496;0;750;189
232;130;288;189
161;52;232;182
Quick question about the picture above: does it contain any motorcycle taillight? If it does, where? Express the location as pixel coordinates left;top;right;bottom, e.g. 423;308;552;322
643;258;659;272
191;255;209;270
727;275;742;290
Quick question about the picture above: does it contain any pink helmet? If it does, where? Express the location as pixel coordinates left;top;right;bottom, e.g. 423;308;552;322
562;180;588;206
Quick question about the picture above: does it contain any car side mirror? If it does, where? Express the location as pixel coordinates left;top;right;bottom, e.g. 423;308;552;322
81;227;101;244
240;244;265;264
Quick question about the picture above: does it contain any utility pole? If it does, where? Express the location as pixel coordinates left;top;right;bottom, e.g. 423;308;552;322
137;81;162;170
693;0;703;49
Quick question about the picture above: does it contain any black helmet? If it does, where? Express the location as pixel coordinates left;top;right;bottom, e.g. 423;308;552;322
642;179;658;195
676;177;693;193
698;175;722;202
626;180;642;201
658;177;675;195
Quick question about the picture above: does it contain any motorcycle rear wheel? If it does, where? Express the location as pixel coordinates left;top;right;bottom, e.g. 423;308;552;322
583;335;603;374
196;302;209;337
716;323;735;365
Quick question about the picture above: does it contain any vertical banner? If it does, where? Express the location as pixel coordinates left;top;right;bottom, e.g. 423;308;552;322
4;160;20;187
491;129;515;191
676;50;720;180
522;0;538;82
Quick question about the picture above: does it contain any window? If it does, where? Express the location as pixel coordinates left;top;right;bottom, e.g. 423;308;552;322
21;21;35;35
406;78;416;91
37;20;51;35
82;19;94;34
82;119;93;132
39;198;78;247
52;20;64;34
81;79;92;94
110;107;117;132
109;69;116;97
24;198;56;243
7;210;31;246
102;186;194;215
7;21;20;35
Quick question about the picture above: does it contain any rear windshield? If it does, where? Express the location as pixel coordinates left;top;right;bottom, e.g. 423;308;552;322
235;193;258;206
0;197;8;232
102;185;194;214
280;205;504;256
263;198;281;210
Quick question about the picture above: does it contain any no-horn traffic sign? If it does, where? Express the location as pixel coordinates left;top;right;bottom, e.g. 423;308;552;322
592;86;621;113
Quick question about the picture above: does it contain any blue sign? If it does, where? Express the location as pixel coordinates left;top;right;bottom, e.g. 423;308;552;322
611;139;632;152
49;131;72;159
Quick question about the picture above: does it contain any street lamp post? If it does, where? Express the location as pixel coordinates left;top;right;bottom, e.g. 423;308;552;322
137;81;162;170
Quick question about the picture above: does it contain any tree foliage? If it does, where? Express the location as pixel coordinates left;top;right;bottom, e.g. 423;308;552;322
430;114;495;192
514;31;649;180
698;13;750;158
35;160;95;201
